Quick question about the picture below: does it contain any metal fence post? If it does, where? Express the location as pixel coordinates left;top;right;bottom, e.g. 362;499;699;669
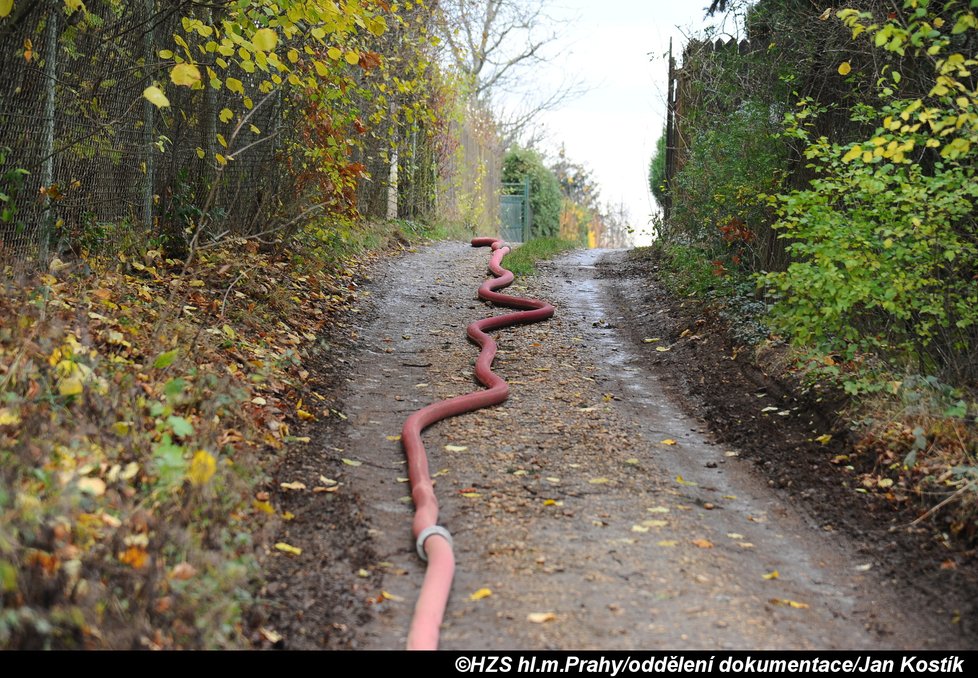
142;0;155;232
40;4;58;260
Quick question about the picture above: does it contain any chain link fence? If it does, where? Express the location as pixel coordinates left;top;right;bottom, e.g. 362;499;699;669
1;1;503;265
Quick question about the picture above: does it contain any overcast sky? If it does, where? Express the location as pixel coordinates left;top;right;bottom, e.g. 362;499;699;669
497;1;729;245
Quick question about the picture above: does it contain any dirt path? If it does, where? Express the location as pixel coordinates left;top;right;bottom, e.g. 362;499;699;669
262;241;970;649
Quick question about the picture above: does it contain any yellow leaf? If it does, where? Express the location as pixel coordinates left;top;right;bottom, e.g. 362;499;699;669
226;77;244;94
341;458;362;467
642;337;660;343
327;46;342;60
770;598;809;609
143;85;170;108
631;524;650;533
187;450;217;487
170;63;202;87
726;532;744;540
542;499;557;506
280;481;306;491
763;570;780;580
642;519;668;528
675;475;697;486
63;0;85;14
59;377;84;397
445;444;468;452
815;433;833;444
469;588;492;601
381;590;404;602
838;61;852;76
0;0;13;19
657;540;678;547
647;506;670;514
253;500;275;514
252;27;277;51
296;409;315;421
461;492;481;499
661;438;677;445
589;477;610;484
275;542;302;556
527;612;556;624
345;50;360;65
655;346;670;352
386;434;401;441
0;408;21;426
624;458;639;465
219;107;234;123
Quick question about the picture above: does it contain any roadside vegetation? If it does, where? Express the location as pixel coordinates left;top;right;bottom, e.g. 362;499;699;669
503;237;578;277
650;0;977;539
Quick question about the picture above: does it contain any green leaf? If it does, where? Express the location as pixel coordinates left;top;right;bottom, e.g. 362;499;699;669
153;349;179;369
166;415;194;438
219;107;234;123
164;377;188;398
153;434;187;487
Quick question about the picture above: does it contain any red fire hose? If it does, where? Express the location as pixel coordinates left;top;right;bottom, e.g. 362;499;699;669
401;237;555;650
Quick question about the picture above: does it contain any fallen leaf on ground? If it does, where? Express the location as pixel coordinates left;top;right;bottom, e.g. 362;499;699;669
655;346;670;352
543;499;557;506
642;337;661;343
386;434;401;442
357;569;370;578
647;506;670;514
631;525;650;533
854;563;872;572
642;519;668;528
341;458;362;467
739;542;755;549
259;627;283;644
589;477;611;484
396;477;409;483
762;570;780;580
726;533;744;540
661;439;677;445
815;433;832;444
170;562;197;580
381;591;404;602
527;612;556;624
460;492;481;499
275;542;302;556
469;588;492;601
445;444;468;452
692;539;714;549
77;477;106;496
625;458;639;465
675;475;697;486
280;481;306;491
319;476;337;485
657;540;678;547
770;598;809;609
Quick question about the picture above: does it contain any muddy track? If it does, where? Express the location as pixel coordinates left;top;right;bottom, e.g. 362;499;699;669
258;242;975;649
